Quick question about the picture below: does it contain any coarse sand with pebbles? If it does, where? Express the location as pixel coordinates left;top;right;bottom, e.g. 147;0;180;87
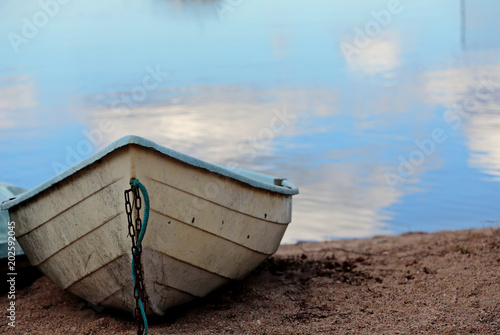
1;228;499;334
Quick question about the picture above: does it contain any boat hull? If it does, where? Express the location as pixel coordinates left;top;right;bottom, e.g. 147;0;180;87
6;140;295;315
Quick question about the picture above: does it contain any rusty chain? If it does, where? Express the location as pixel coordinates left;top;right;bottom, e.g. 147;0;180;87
124;186;147;335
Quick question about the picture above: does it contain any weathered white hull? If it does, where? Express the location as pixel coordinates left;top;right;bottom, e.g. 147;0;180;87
3;136;298;315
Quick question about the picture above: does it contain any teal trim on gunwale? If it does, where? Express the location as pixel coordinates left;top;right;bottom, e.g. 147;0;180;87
1;135;299;210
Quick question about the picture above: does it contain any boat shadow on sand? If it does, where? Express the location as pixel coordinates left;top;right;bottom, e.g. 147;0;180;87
78;254;369;325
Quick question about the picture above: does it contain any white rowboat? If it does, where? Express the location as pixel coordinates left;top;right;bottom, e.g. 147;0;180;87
1;136;298;315
0;182;27;262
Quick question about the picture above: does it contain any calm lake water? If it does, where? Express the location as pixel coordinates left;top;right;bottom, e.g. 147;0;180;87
1;0;499;243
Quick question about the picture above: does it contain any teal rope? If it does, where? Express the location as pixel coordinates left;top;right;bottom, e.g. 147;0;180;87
131;178;150;249
130;178;149;335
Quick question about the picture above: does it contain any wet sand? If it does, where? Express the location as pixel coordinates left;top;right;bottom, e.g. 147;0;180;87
1;228;499;334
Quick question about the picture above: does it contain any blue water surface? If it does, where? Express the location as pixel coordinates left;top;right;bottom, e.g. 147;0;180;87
0;0;499;243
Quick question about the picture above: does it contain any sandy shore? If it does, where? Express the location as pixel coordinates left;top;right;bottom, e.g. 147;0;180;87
1;228;499;334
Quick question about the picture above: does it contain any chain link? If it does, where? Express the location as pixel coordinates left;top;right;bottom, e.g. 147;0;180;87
125;187;147;335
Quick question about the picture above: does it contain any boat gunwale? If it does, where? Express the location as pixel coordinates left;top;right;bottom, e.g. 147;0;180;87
1;135;299;210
